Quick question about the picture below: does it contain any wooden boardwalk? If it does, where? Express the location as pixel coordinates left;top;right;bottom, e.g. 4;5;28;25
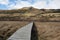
7;22;33;40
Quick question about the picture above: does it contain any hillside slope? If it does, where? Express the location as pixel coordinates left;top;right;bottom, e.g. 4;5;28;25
0;7;60;21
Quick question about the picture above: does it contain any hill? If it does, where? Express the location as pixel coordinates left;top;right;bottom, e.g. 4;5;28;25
0;7;60;21
0;7;60;40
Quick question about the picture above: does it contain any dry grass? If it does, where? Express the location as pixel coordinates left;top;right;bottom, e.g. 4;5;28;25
35;22;60;40
0;21;29;40
0;21;60;40
0;7;60;40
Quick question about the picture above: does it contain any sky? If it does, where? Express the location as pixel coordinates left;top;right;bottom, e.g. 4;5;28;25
0;0;60;10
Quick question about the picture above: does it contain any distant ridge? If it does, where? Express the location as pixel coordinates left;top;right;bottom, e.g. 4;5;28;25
0;7;60;13
0;7;60;21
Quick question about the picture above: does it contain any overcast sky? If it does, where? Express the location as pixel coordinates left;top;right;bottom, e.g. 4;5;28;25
0;0;60;10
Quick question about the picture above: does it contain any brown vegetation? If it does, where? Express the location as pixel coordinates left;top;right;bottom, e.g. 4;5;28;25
0;21;29;40
0;7;60;40
0;7;60;21
0;21;60;40
35;22;60;40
